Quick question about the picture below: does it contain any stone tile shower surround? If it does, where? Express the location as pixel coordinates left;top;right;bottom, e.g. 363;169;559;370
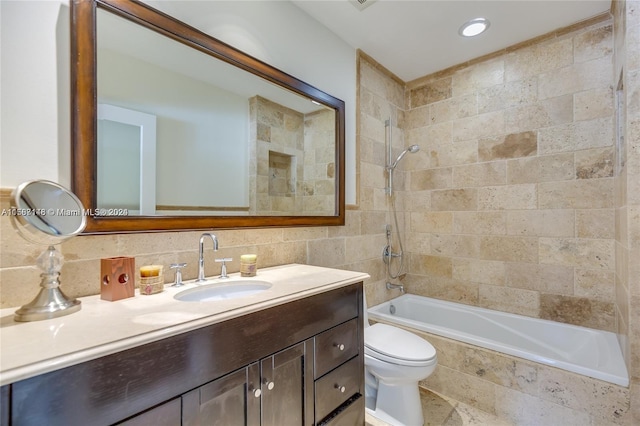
613;1;640;422
356;4;638;423
402;21;617;331
404;322;629;425
249;95;336;215
1;3;638;424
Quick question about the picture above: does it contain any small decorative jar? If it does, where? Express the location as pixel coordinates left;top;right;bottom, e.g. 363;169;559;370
240;254;257;277
139;264;164;295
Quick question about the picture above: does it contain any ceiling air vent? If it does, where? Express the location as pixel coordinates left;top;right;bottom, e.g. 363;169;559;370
349;0;378;12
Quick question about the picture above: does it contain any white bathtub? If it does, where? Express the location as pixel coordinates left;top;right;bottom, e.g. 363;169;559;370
367;294;629;387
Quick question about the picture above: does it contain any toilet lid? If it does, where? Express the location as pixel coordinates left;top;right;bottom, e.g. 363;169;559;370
365;323;436;362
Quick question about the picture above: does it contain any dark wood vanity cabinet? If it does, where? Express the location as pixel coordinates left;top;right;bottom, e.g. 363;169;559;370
181;341;314;426
2;283;364;426
181;363;262;426
259;342;314;425
118;398;182;426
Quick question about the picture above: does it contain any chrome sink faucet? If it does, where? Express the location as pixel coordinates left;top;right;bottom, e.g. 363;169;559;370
196;233;219;282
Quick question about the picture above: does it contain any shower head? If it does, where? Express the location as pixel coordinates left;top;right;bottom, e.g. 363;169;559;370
390;144;420;169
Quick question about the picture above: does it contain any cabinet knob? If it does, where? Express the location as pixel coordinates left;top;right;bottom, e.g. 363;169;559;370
263;378;275;390
249;385;261;398
335;384;346;393
334;343;345;351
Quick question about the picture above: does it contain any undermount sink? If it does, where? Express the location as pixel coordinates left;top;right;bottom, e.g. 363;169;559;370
174;280;272;302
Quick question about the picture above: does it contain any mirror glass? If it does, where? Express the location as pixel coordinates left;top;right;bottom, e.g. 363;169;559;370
72;0;345;232
11;180;87;245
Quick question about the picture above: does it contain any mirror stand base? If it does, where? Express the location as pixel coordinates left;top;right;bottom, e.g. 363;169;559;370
14;246;82;322
14;288;81;322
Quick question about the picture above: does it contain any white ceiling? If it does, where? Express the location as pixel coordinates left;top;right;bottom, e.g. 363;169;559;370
292;0;612;82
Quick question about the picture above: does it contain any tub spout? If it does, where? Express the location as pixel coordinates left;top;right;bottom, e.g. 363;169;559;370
386;282;404;294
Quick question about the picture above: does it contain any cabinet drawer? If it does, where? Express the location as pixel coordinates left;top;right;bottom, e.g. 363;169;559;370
317;394;364;426
314;319;359;378
314;356;362;422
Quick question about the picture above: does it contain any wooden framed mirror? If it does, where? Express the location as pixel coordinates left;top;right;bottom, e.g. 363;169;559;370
71;0;345;233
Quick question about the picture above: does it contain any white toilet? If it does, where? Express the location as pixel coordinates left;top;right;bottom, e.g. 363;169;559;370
364;299;438;426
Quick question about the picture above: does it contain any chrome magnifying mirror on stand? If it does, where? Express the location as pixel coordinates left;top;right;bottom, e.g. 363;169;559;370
10;180;87;322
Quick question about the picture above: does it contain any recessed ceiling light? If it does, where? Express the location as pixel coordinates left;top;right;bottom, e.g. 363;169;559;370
458;18;490;37
349;0;378;12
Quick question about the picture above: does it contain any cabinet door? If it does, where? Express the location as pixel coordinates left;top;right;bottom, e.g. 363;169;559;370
182;363;261;426
1;386;8;426
260;341;314;426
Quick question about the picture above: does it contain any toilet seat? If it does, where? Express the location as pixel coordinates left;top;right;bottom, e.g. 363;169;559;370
365;323;436;367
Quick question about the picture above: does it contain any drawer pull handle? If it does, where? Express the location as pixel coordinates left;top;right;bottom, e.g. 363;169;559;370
253;389;262;398
334;343;345;351
335;384;346;393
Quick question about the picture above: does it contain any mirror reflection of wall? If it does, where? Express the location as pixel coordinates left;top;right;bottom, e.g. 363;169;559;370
97;38;249;215
98;47;248;213
98;118;143;212
97;104;156;215
95;7;338;218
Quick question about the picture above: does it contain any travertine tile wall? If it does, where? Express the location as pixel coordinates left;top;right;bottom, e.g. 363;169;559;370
356;51;408;304
0;201;297;307
249;95;336;216
408;323;631;425
613;0;640;421
302;108;337;214
0;196;390;309
358;11;639;422
251;95;305;214
402;19;619;334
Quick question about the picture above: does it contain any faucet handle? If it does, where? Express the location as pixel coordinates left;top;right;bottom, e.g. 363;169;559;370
215;258;232;279
170;263;187;287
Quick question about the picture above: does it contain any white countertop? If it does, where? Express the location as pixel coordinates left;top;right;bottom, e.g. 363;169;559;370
0;264;369;386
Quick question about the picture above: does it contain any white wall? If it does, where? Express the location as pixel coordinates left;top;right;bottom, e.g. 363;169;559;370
0;0;358;204
99;49;249;208
1;0;71;188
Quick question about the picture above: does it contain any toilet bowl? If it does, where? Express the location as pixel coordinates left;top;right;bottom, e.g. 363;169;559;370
364;315;437;426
